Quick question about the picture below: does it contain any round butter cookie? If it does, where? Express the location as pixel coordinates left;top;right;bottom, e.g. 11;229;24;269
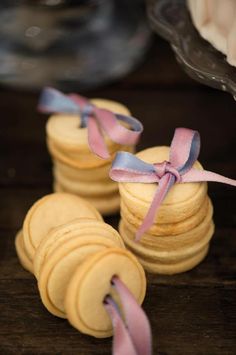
120;196;209;236
34;218;124;279
38;236;123;318
119;219;214;264
54;169;118;197
120;198;214;250
23;193;102;261
54;183;120;216
53;159;112;182
119;146;207;224
47;138;114;169
65;248;146;338
48;139;134;170
137;245;209;275
15;230;34;273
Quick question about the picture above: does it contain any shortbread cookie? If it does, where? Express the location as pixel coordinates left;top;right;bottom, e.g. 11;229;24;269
83;193;120;216
119;219;214;264
119;146;207;224
38;236;123;318
53;159;112;182
120;196;209;236
65;248;146;338
46;98;131;150
137;245;209;275
54;169;118;197
120;199;214;250
15;230;34;273
47;139;114;169
48;138;134;170
54;183;120;216
23;193;102;261
34;219;124;279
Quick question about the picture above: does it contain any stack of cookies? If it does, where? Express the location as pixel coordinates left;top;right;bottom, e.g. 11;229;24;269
118;147;215;275
46;99;135;215
15;192;146;338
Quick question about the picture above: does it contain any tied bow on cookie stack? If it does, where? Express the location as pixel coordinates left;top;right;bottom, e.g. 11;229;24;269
110;128;236;274
38;87;143;216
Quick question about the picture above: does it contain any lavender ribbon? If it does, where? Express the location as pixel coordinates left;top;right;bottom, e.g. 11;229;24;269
38;87;143;159
110;128;236;241
104;276;152;355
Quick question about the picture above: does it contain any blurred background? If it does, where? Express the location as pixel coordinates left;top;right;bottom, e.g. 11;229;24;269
0;0;152;91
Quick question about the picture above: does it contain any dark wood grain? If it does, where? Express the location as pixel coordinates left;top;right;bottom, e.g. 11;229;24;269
0;36;236;355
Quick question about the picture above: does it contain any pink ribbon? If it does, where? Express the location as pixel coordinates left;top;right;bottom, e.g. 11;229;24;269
104;276;152;355
38;87;143;159
110;128;236;241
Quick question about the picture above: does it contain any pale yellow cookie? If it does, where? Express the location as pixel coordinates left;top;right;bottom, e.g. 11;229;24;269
48;138;134;170
54;168;118;197
137;245;209;275
38;236;123;318
47;138;114;169
120;196;209;236
53;183;120;216
15;230;34;273
34;218;124;279
119;146;207;224
119;219;214;264
120;198;214;250
82;193;120;216
65;248;146;338
53;159;112;182
46;98;131;150
23;193;102;261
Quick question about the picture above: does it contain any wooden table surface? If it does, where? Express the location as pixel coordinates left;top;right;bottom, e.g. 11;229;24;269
0;37;236;355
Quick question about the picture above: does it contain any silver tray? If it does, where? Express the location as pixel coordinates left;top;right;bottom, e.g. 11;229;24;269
147;0;236;98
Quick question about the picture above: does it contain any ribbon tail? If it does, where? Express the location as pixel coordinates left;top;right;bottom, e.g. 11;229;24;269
105;298;138;355
182;168;236;186
135;174;175;241
87;117;110;159
112;277;152;355
94;107;142;146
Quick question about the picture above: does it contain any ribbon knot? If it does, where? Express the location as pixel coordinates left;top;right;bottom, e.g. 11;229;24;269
154;161;181;183
110;128;236;241
38;87;143;159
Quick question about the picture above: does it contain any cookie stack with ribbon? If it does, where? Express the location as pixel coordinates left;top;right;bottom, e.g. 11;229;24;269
15;193;151;354
38;88;143;216
110;128;236;274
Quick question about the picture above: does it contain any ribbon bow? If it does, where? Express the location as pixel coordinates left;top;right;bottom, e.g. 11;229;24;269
38;87;143;159
104;276;152;355
110;128;236;241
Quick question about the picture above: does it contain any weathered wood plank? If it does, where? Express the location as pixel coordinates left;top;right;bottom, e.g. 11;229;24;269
0;279;235;355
